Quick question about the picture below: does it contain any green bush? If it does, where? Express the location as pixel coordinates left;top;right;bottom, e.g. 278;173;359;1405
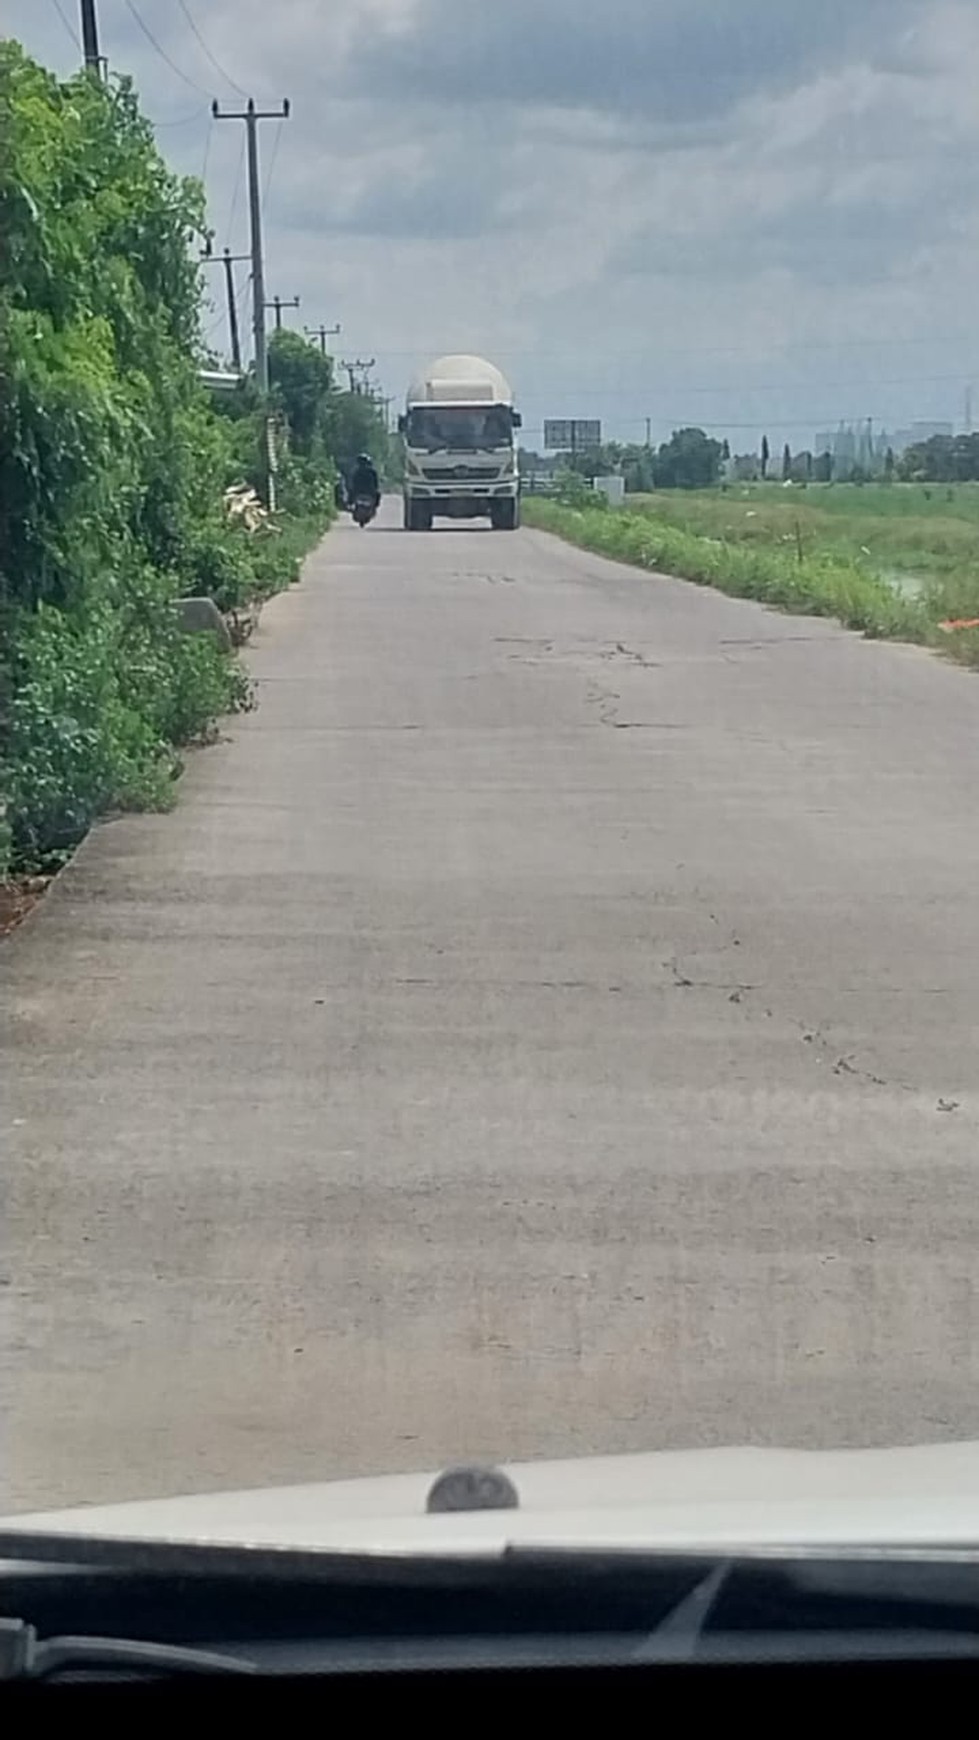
0;46;333;875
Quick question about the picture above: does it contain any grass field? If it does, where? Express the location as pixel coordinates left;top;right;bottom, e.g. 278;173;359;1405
524;482;979;666
628;482;979;606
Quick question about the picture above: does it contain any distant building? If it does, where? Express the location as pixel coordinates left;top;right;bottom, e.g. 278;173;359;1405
892;421;953;454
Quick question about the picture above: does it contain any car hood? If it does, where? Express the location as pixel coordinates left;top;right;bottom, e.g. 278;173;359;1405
3;1442;979;1559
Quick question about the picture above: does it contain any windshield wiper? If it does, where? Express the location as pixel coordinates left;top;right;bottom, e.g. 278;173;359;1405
0;1616;256;1681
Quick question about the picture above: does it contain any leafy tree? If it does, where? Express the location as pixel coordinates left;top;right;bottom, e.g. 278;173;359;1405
268;328;335;456
899;433;979;483
782;442;792;481
814;449;833;483
760;434;770;479
651;427;723;490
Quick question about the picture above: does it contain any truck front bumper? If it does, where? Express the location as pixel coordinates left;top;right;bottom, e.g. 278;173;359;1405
406;481;518;500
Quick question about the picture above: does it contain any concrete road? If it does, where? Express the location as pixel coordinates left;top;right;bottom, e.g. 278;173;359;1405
5;500;979;1512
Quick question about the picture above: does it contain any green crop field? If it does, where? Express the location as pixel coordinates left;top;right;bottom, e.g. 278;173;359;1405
626;483;979;600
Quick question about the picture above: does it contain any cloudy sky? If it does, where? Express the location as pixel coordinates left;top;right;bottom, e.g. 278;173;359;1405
8;0;979;449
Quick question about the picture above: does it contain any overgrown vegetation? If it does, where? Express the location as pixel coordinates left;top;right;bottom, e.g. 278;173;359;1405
0;45;386;875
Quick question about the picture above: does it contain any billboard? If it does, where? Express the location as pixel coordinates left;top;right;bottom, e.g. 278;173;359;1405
544;418;602;451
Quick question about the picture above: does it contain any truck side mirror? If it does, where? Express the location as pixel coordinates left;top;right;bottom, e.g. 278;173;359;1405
511;410;522;430
397;414;406;435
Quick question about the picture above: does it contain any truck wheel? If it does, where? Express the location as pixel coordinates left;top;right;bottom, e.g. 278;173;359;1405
492;499;519;530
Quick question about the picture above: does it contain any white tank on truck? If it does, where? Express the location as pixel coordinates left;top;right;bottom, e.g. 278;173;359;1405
399;354;522;531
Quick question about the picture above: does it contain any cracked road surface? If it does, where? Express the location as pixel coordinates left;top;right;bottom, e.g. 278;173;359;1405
5;498;979;1510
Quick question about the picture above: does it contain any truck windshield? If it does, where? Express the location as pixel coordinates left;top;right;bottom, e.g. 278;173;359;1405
407;406;513;451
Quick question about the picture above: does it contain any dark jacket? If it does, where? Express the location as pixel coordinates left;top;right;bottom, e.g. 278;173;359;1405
349;459;380;502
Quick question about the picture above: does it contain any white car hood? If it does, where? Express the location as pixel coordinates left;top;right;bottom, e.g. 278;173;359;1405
4;1442;979;1559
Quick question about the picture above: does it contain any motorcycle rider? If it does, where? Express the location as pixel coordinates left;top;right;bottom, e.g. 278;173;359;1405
348;452;381;510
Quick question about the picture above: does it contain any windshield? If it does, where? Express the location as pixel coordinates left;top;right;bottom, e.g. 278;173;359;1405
3;0;978;1580
407;405;514;451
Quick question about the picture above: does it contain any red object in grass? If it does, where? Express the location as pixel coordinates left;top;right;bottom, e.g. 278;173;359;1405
939;618;979;633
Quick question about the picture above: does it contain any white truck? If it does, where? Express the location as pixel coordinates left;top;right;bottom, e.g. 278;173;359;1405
399;354;522;531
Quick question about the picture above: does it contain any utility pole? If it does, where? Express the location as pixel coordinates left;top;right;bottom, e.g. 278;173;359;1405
222;250;246;372
212;98;290;394
80;0;102;76
305;323;341;355
266;294;300;332
342;357;376;395
201;246;249;373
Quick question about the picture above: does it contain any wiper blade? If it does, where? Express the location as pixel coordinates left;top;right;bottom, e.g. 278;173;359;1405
639;1562;729;1660
0;1617;256;1681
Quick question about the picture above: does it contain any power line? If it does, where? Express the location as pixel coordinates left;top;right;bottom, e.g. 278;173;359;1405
201;108;213;184
369;334;979;361
49;0;80;49
519;416;919;436
148;107;207;129
122;0;213;96
175;0;250;99
225;133;245;246
507;371;979;403
202;305;227;341
262;120;283;215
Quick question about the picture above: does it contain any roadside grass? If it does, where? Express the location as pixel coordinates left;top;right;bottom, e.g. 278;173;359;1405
624;484;979;587
523;484;979;666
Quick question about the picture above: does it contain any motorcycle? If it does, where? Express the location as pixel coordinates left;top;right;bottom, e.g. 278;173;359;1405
351;493;378;528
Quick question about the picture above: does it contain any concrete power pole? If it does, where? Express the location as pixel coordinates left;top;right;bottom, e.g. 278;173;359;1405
305;324;341;356
79;0;102;75
212;99;290;394
265;295;300;332
201;245;249;373
221;250;247;373
342;357;376;395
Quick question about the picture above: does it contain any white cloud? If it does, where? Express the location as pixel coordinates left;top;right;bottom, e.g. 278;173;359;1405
6;0;979;448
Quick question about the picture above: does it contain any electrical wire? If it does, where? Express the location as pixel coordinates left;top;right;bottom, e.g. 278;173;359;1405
49;0;80;49
176;0;250;99
262;120;283;215
201;108;214;184
499;371;979;404
123;0;213;96
148;108;208;128
225;133;246;248
370;334;979;361
518;416;923;435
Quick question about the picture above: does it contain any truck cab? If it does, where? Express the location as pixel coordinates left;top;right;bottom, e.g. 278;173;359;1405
399;354;522;531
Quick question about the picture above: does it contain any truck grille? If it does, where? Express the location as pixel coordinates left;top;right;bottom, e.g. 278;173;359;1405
423;464;501;481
